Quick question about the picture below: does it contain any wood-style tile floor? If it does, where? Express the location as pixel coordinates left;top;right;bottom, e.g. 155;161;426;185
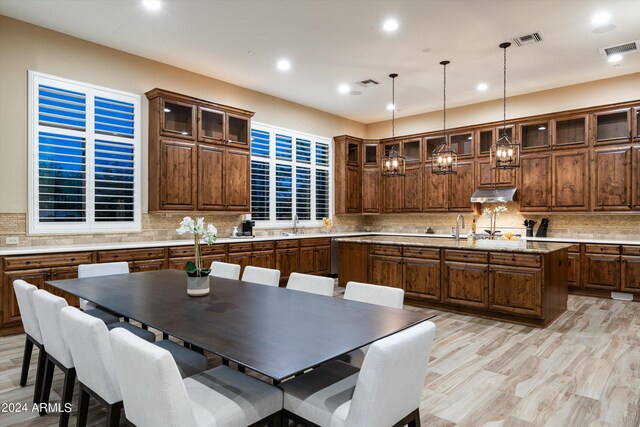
1;292;639;426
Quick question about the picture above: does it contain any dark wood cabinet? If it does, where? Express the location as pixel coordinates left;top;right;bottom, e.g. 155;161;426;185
346;165;362;213
634;147;640;209
159;139;197;210
519;153;552;211
477;158;516;188
198;106;225;144
423;165;448;211
362;168;380;213
334;136;364;214
552;115;588;148
403;165;423;212
299;239;331;276
228;251;252;274
593;109;631;145
160;98;196;140
519;121;550;151
592;146;632;211
370;255;404;289
276;248;299;285
224;149;251;211
583;253;620;290
567;250;582;287
552;149;589;211
197;145;225;210
448;161;474;211
489;265;542;317
3;269;50;326
382;176;403;213
449;132;473;158
403;257;440;301
299;247;316;274
250;250;275;269
621;255;640;294
443;261;489;308
634;107;640;141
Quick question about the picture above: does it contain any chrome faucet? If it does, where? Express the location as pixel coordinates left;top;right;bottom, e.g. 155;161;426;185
293;213;300;235
455;214;465;243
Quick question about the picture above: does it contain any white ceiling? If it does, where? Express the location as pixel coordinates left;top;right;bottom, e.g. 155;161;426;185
2;0;640;124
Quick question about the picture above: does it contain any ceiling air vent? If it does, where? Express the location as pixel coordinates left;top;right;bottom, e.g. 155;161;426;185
512;32;543;47
599;40;639;59
356;79;379;88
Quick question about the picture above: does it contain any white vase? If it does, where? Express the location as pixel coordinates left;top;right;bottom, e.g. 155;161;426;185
187;275;210;297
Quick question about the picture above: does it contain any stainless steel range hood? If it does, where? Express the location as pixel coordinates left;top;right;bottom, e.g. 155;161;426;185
470;187;517;203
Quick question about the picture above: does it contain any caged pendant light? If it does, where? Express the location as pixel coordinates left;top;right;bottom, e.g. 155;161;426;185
491;42;520;170
431;60;457;175
381;73;406;177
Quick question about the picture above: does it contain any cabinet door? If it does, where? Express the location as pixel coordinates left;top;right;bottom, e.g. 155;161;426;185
346;165;362;213
567;252;582;287
477;158;517;189
370;255;403;289
251;250;274;269
402;165;423;212
3;269;50;326
276;249;300;284
299;247;316;274
197;145;225;210
160;140;196;210
382;176;403;213
49;266;80;307
448;161;474;211
592;146;632;211
362;168;380;213
621;256;640;294
161;98;195;140
553;115;588;148
583;254;620;290
443;261;488;308
489;265;543;318
225;149;250;211
132;259;167;272
552;149;589;211
593;109;631;145
198;107;225;144
228;252;252;276
423;165;448;211
404;258;440;301
519;153;551;211
315;246;331;275
634;147;640;209
226;113;250;149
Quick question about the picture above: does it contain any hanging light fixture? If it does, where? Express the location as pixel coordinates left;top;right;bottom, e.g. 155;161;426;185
432;60;457;175
491;42;520;170
381;73;405;177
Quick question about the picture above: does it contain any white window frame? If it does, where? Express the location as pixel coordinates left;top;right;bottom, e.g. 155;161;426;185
250;122;333;229
28;71;142;235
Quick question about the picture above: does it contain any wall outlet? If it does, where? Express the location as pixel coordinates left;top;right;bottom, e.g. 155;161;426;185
5;236;19;245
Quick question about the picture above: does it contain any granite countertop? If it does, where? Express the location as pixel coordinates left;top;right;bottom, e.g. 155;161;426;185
334;235;574;254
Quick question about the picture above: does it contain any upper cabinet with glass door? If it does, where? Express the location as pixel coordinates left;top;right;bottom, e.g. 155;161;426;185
198;108;251;149
592;108;631;145
161;99;196;140
402;138;422;163
634;106;640;141
552;115;588;149
519;121;550;151
476;125;514;157
362;141;379;167
449;132;473;157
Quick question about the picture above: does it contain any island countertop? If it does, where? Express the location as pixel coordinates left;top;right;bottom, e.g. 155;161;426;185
334;235;573;254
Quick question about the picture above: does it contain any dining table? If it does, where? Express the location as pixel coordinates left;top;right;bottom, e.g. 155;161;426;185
46;269;434;382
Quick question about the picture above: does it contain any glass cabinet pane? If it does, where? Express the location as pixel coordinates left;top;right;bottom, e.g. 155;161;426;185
200;108;224;140
555;117;585;146
596;111;629;142
347;142;360;164
425;137;444;159
450;133;472;156
496;127;513;142
521;123;549;149
228;115;249;144
384;143;399;156
364;144;378;165
479;130;493;155
635;108;640;138
163;101;193;136
403;140;421;162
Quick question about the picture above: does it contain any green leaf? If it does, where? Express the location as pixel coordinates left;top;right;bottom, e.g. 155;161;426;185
186;261;197;275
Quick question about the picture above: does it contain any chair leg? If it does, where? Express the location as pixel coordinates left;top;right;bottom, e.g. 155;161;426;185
33;347;47;404
40;358;55;416
20;337;34;386
271;411;282;427
408;408;421;427
59;368;76;427
107;401;123;427
76;388;90;427
162;332;169;340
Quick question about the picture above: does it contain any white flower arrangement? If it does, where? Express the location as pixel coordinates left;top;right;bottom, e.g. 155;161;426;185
482;204;507;236
176;216;217;275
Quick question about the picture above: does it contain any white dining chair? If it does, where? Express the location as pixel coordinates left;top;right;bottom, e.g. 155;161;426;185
209;261;241;280
60;306;209;426
13;280;47;405
342;281;405;368
286;272;334;296
78;261;130;324
241;266;281;287
109;327;283;427
280;321;436;427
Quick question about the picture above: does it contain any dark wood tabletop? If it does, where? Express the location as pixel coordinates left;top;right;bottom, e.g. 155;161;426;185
46;269;433;381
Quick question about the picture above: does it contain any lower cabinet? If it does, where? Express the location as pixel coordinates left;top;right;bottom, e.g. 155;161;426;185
403;257;440;301
370;255;403;289
299;239;331;276
276;248;300;285
621;255;640;293
228;251;252;275
489;265;543;317
443;261;489;308
567;251;582;287
583;253;621;290
3;269;51;326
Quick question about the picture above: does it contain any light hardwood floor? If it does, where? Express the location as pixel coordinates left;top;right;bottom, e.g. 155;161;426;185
1;292;639;426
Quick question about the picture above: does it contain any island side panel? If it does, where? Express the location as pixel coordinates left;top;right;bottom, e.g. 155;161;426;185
544;248;569;325
337;242;369;287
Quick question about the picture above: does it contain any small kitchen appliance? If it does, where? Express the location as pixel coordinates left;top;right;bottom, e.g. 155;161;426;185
241;220;255;237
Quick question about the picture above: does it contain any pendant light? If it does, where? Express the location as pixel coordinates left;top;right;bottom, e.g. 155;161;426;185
491;42;520;170
431;60;457;175
381;73;405;177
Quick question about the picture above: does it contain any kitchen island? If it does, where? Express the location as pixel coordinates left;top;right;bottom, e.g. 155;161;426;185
336;236;573;327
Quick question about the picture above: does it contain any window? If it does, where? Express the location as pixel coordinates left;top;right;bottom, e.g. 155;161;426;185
28;71;141;234
250;123;332;226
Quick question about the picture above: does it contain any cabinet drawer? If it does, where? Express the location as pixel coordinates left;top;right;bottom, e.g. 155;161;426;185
228;242;253;253
300;238;330;247
490;253;542;268
622;246;640;256
97;248;166;262
253;241;275;251
3;252;93;271
585;244;621;255
403;247;440;260
568;244;581;253
444;250;488;263
370;245;403;257
169;244;225;258
276;239;299;249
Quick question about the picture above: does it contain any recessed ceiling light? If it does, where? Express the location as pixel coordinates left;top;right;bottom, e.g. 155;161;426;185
592;11;611;25
386;103;395;111
277;59;291;71
608;54;623;63
422;47;432;54
476;83;488;91
247;51;255;55
142;0;161;11
338;84;350;94
382;18;399;33
538;126;547;131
